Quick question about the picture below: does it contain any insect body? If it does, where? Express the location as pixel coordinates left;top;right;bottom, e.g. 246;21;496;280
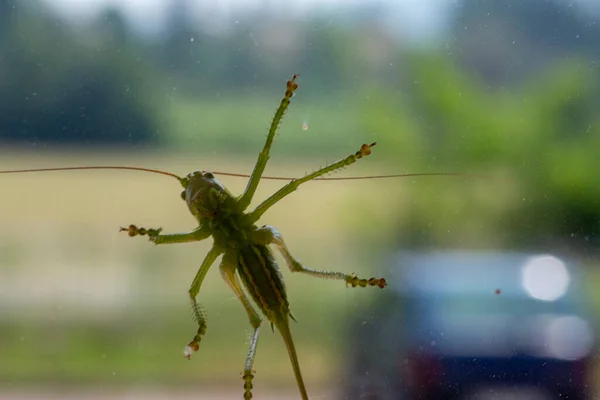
119;74;386;399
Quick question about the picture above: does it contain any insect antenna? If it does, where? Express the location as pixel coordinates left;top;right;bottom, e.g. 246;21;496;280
0;166;495;182
0;166;182;180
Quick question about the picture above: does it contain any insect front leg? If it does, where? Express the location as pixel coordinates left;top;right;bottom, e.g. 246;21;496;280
219;250;263;400
184;243;224;359
237;74;299;211
120;224;211;244
251;225;386;289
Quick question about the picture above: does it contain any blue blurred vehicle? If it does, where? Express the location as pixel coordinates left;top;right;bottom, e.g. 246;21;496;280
340;251;596;400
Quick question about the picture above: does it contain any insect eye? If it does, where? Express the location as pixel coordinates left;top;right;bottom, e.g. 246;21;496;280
204;172;214;179
180;190;186;201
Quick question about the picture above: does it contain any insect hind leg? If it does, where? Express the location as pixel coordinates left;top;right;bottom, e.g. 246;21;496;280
184;300;208;359
251;225;387;289
220;250;263;399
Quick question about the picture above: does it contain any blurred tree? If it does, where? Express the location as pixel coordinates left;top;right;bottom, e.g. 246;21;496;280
449;0;600;87
155;3;396;95
360;51;600;252
0;0;14;36
511;60;600;249
161;0;195;74
0;2;161;145
299;19;359;92
94;7;131;46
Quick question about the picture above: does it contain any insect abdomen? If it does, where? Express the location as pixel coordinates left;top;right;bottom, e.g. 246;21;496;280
237;245;290;321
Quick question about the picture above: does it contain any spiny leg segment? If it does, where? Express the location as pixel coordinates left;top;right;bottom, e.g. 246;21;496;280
185;244;223;358
249;142;377;221
238;74;299;211
220;250;263;400
251;225;387;289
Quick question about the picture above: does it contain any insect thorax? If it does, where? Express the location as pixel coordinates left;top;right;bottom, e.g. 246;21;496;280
181;170;255;249
183;171;232;216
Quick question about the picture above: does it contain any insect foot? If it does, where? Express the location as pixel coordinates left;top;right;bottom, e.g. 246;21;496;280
183;339;199;360
286;74;299;97
184;302;208;360
119;224;163;241
345;274;387;289
183;326;206;360
242;370;255;399
356;142;376;158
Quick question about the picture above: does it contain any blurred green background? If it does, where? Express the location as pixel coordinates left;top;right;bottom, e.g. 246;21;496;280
1;0;600;398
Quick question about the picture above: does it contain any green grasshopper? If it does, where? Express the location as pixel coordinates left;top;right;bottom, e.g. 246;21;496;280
119;74;386;399
0;74;470;399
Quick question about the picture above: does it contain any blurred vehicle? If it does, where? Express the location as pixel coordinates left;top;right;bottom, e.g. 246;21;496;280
340;251;597;400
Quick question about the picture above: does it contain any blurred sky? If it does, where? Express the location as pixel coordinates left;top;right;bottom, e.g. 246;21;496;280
39;0;600;44
40;0;450;42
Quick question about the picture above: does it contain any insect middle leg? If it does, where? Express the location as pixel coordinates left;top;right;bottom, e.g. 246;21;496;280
220;250;263;400
248;142;375;222
184;244;224;358
251;225;386;288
